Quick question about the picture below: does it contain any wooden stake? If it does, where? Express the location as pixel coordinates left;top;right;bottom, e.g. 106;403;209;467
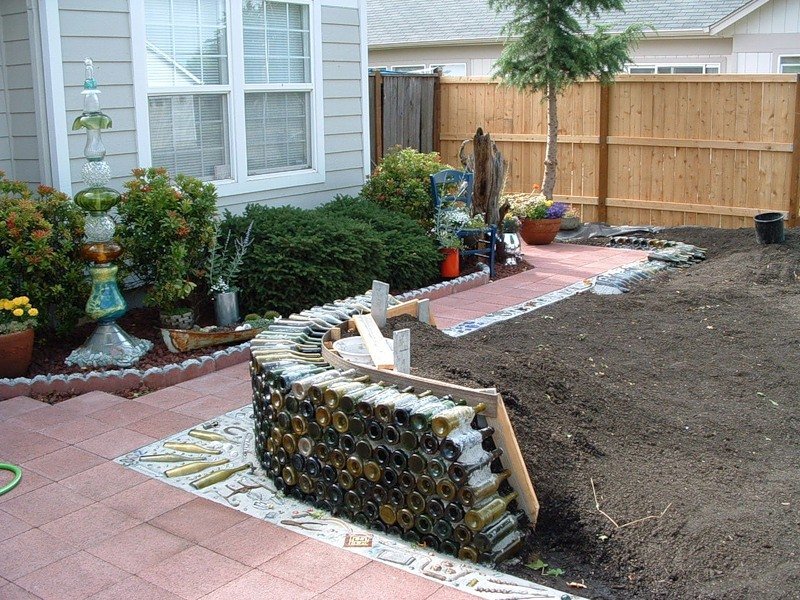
393;328;411;374
371;280;390;328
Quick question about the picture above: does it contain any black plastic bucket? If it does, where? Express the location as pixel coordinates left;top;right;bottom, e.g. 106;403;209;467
754;212;785;245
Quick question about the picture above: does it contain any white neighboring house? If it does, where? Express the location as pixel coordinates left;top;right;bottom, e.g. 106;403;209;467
0;0;370;212
368;0;800;77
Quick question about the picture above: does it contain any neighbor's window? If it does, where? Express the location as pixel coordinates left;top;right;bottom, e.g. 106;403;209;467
390;64;425;73
626;64;720;74
780;56;800;73
430;63;467;76
142;0;317;185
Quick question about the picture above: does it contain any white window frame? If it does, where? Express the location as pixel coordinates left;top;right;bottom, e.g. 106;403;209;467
390;64;425;73
429;63;467;76
131;0;326;198
626;63;721;74
778;54;800;73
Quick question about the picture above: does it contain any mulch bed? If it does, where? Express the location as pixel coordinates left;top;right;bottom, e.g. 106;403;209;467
383;226;799;599
22;256;530;388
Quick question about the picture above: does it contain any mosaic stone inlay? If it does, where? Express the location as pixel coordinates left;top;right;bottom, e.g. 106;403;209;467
117;408;584;600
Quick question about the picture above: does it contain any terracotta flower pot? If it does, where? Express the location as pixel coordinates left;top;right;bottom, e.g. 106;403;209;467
520;218;561;245
440;247;460;278
0;328;34;378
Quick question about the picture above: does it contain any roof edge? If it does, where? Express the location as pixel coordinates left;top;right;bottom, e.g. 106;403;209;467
709;0;772;35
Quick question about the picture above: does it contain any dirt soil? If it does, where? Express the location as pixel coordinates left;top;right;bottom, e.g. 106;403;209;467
386;227;800;600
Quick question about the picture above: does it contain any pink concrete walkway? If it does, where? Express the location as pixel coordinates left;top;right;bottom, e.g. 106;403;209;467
0;242;642;599
432;241;649;330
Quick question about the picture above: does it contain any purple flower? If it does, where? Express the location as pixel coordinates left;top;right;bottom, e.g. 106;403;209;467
545;202;569;219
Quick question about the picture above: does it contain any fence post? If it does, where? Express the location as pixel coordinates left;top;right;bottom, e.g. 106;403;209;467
433;69;442;154
373;71;384;165
597;83;610;223
789;75;800;228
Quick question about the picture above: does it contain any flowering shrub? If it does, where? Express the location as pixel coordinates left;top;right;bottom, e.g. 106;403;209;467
0;175;87;337
117;168;217;311
0;296;38;334
361;147;451;227
508;193;569;220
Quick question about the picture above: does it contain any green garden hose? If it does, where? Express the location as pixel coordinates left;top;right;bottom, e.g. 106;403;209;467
0;463;22;496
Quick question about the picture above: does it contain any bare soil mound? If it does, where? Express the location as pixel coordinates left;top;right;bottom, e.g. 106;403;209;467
387;227;800;599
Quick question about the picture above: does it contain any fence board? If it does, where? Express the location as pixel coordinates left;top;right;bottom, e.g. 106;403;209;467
437;75;800;227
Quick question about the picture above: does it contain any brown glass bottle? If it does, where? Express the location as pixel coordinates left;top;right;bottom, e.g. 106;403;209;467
416;474;435;496
338;469;355;490
298;473;314;494
331;411;350;433
408;398;466;431
363;460;382;482
431;403;487;438
436;478;457;502
291;415;308;436
346;455;364;478
282;433;297;454
397;508;415;530
281;465;298;486
453;523;474;544
328;448;346;469
458;469;512;507
323;376;371;409
315;406;331;427
464;491;519;532
379;504;397;525
448;448;503;485
458;545;479;562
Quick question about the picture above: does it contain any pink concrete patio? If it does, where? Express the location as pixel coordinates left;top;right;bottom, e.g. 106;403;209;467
432;241;649;329
0;242;643;599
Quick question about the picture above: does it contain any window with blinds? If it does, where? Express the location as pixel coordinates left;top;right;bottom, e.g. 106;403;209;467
143;0;315;183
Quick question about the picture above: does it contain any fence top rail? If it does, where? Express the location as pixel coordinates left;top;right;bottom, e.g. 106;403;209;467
442;74;800;84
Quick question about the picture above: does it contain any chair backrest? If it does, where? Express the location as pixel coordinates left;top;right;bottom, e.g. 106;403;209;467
430;169;474;211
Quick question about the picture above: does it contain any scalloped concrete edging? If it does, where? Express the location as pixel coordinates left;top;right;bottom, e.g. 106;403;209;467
0;268;493;401
0;343;250;401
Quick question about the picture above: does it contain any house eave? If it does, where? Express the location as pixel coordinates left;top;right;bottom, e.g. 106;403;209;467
709;0;773;35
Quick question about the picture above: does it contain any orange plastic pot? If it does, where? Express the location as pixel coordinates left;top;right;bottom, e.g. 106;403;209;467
440;247;460;278
0;328;34;378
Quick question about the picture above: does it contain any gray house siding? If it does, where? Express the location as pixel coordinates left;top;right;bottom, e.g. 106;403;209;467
59;0;141;193
51;1;367;213
223;4;367;213
2;0;39;185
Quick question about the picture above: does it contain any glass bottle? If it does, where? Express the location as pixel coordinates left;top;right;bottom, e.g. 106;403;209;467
407;491;426;514
448;448;503;485
436;478;457;502
346;455;364;478
431;403;487;438
419;431;441;455
416;474;435;496
425;497;445;520
464;491;519;532
323;376;372;408
458;469;512;507
338;382;386;413
363;460;382;482
408;452;427;474
409;398;466;431
399;430;419;452
440;426;495;461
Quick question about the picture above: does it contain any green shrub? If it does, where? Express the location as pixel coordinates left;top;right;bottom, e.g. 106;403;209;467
221;198;440;317
116;168;217;311
318;195;440;291
222;205;388;316
0;176;88;337
360;147;450;227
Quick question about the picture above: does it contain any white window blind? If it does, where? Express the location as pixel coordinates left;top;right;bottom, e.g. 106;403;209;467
142;0;317;185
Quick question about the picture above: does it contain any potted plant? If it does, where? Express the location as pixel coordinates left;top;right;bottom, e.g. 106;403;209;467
508;187;569;245
0;296;38;378
437;231;464;278
207;221;254;326
116;168;217;329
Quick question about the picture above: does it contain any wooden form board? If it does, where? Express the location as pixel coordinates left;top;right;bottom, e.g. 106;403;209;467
322;322;540;525
353;314;394;370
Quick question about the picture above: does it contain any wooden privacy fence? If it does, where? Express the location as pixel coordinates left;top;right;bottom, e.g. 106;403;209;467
438;75;800;228
369;72;441;169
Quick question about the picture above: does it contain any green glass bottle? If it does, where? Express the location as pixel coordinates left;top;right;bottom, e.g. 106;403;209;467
458;469;512;507
464;491;518;532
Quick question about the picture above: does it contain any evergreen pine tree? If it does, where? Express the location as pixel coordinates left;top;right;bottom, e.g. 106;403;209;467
489;0;644;199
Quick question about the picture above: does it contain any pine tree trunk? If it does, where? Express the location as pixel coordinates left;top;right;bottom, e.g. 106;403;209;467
542;83;558;200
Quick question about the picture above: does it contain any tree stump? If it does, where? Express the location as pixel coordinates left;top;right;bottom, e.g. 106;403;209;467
460;128;508;226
